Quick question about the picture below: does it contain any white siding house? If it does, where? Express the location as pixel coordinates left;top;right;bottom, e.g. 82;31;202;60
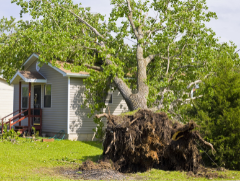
10;53;129;141
0;77;13;121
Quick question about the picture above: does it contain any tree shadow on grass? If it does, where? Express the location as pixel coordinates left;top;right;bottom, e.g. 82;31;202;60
80;141;103;162
82;141;103;150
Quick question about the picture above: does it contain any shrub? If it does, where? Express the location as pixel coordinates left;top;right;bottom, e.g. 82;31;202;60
184;54;240;169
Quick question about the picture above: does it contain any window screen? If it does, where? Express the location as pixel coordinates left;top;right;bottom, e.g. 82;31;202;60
22;87;28;108
44;85;51;107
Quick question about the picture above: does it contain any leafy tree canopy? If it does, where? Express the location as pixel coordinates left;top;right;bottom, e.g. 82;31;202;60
180;46;240;169
0;0;236;115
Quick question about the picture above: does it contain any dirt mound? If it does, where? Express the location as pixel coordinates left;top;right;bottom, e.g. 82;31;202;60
79;160;113;171
80;169;127;180
79;160;128;180
97;109;215;173
187;166;228;179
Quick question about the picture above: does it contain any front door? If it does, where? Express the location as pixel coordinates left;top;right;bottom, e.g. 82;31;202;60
34;85;41;125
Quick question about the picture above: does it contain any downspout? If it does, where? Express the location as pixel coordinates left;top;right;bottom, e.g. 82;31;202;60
19;81;21;126
67;77;70;137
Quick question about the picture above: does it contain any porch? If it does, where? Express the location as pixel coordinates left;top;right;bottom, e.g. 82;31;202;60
1;71;47;135
1;108;42;135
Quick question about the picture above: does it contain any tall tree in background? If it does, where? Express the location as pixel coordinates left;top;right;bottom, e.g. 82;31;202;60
181;45;240;169
0;0;222;114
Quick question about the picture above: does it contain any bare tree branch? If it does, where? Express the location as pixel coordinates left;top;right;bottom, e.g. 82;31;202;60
145;54;168;65
84;64;103;71
166;45;170;74
95;113;109;119
187;80;202;89
193;133;216;155
146;0;169;38
146;26;166;37
187;73;214;89
143;12;148;26
126;0;139;39
57;2;104;39
168;95;203;112
235;49;240;54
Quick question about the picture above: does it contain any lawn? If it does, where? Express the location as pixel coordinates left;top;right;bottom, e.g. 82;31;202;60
0;138;103;180
0;138;240;181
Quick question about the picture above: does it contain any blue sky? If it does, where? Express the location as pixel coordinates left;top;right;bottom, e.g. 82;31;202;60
1;0;240;49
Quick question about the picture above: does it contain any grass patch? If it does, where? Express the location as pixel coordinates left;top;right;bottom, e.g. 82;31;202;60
0;138;102;180
134;168;240;180
120;108;140;116
1;138;240;180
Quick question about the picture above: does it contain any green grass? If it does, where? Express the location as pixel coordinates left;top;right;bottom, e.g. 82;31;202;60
120;108;140;116
0;138;103;180
134;168;240;181
1;138;240;181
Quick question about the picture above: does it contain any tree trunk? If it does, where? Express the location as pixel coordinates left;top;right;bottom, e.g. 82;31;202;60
113;44;149;111
113;77;148;111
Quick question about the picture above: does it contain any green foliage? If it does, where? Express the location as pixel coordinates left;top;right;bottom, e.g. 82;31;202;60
92;117;105;140
1;124;20;141
182;48;240;169
32;126;36;136
35;131;39;138
0;0;222;114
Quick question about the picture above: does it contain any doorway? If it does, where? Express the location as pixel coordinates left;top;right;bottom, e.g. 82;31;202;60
33;85;41;125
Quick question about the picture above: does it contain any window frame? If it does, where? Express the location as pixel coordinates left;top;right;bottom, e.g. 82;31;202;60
44;84;52;108
105;92;113;104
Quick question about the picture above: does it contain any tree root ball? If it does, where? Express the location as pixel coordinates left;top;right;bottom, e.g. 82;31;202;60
99;109;214;173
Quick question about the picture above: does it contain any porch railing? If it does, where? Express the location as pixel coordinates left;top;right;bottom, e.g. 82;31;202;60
1;109;42;135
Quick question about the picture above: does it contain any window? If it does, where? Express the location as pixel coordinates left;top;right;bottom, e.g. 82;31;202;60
44;84;51;107
36;61;40;71
105;86;113;104
22;86;28;108
105;92;113;104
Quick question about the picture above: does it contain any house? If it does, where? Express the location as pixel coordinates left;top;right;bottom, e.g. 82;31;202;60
7;53;128;140
0;76;13;121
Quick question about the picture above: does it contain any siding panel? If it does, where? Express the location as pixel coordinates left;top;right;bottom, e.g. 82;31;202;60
39;63;68;133
69;78;129;134
0;79;13;121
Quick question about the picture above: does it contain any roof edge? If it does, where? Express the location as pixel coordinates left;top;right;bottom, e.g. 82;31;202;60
10;71;47;84
22;53;39;67
48;63;67;76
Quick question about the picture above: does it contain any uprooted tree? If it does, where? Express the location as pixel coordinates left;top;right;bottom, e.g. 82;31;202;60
95;109;215;173
0;0;236;173
1;0;222;115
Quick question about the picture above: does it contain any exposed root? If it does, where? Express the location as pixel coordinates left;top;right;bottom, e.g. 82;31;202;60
193;132;216;155
102;109;214;173
105;140;114;154
96;113;109;119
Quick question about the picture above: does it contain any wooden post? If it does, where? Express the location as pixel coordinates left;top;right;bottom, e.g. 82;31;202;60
19;81;21;126
9;119;11;130
28;82;31;134
40;109;42;136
